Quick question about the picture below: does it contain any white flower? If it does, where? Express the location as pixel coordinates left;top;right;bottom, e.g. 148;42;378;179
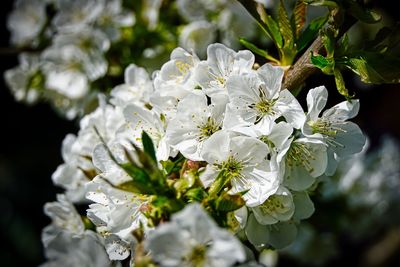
179;20;217;58
110;64;154;108
251;187;295;225
4;53;41;103
86;177;147;241
201;131;281;207
145;203;245;267
92;143;132;186
7;0;46;47
41;231;119;267
42;194;85;247
52;134;92;203
103;234;131;261
154;47;200;93
283;137;327;191
303;86;366;175
141;0;162;30
52;28;110;80
225;64;305;131
52;100;126;202
42;46;90;99
122;104;172;161
245;214;298;249
176;0;219;22
95;0;135;41
151;47;200;121
166;92;225;161
195;43;254;97
53;0;105;32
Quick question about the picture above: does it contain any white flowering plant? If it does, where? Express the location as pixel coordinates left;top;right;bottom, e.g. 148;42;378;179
3;0;400;266
4;0;259;119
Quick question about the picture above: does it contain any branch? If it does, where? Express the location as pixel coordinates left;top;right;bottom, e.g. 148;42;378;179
283;35;324;90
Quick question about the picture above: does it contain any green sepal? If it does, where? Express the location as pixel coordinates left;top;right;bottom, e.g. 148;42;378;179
160;154;185;175
208;170;230;197
127;143;166;189
215;192;246;212
147;196;184;225
119;162;157;194
185;188;208;202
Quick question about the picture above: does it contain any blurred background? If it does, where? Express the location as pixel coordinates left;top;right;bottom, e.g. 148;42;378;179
1;0;399;266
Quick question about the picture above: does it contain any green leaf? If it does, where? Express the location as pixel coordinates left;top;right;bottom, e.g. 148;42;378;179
239;38;278;62
141;131;156;162
346;0;381;24
343;55;400;84
304;0;338;7
336;33;349;56
321;27;337;58
257;7;283;48
291;0;307;38
334;69;353;99
297;15;328;52
119;163;157;194
239;38;269;57
310;53;334;74
278;0;295;49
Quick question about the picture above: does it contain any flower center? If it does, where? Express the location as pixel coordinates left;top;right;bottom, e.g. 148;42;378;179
286;142;315;172
198;117;221;141
259;195;289;215
216;156;243;178
308;119;346;148
186;244;207;266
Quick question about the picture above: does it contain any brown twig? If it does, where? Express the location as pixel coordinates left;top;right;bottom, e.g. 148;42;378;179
282;35;324;90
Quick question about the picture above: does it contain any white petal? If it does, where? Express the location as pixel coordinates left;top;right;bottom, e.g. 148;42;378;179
245;213;270;248
322;99;360;121
267;222;298;249
276;89;305;129
306;86;328;121
292;191;315;220
257;63;284;98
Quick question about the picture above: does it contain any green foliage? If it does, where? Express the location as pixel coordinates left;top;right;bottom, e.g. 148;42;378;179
239;38;279;63
291;0;307;38
297;15;328;52
141;131;157;162
335;24;400;84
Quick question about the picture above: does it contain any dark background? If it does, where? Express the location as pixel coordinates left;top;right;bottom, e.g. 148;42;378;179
0;1;399;267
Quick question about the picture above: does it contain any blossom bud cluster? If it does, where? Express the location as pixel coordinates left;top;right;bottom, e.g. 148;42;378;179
41;43;365;266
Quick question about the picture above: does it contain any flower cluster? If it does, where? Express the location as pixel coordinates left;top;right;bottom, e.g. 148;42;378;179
5;0;135;119
41;43;366;266
281;136;400;266
4;0;259;120
176;0;257;57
